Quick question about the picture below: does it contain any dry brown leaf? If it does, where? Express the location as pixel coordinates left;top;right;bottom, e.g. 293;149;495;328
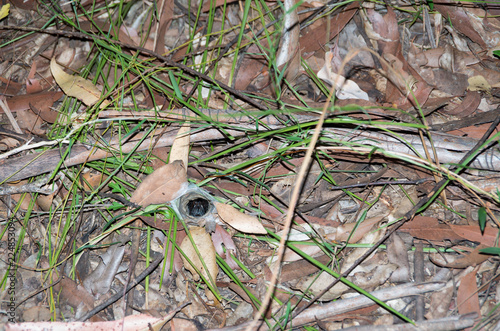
332;216;384;243
429;244;490;269
16;108;44;135
457;268;480;317
443;91;481;117
468;75;491;92
130;160;187;207
50;58;110;108
317;50;369;100
26;62;42;94
387;233;410;282
449;224;497;247
180;226;218;284
36;191;56;211
169;123;190;171
81;172;108;191
399;216;464;242
22;306;51;322
214;202;267;234
0;137;19;149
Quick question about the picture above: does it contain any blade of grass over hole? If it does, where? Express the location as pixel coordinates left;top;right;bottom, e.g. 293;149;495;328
266;230;415;324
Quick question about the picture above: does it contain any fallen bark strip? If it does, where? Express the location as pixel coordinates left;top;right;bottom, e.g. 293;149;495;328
100;109;500;170
289;282;444;328
339;315;475;331
206;282;445;331
1;116;500;183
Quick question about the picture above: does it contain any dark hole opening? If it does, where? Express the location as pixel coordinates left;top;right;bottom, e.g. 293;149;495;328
186;198;210;217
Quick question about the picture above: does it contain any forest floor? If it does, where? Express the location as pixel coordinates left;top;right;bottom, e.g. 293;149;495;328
1;0;500;330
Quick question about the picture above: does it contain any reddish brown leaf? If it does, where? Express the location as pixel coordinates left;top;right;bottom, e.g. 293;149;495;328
300;2;359;54
154;0;174;54
449;224;497;246
16;108;44;135
138;215;171;231
430;244;490;268
365;7;432;108
29;103;59;124
26;62;43;94
443;91;481;117
457;268;481;318
5;91;63;113
399;216;464;242
434;0;487;49
0;77;23;96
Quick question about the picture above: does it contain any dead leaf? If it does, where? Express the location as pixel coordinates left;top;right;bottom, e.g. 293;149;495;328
399;216;464;242
387;233;410;282
22;306;51;322
443;91;481;117
130;160;188;207
430;244;490;269
5;91;63;114
211;224;237;259
169;123;190;171
50;58;110;108
36;191;56;211
81;172;108;192
317;50;369;100
449;224;497;247
300;2;359;54
180;226;218;284
214;202;267;234
26;62;42;94
0;137;19;149
426;286;454;319
434;0;488;49
468;75;491;92
138;215;171;231
457;268;480;317
16;108;44;135
331;216;384;243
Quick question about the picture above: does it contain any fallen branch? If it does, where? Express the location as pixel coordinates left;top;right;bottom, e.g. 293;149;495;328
1;112;500;184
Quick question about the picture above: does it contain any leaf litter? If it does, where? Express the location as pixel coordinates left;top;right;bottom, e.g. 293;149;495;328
1;0;500;330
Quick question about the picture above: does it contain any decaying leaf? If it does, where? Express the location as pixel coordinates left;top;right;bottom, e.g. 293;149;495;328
130;160;188;207
386;233;410;282
50;58;110;108
214;202;267;234
81;172;108;191
317;51;369;100
180;226;218;284
169;123;190;171
429;244;490;269
457;268;480;318
468;75;491;92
